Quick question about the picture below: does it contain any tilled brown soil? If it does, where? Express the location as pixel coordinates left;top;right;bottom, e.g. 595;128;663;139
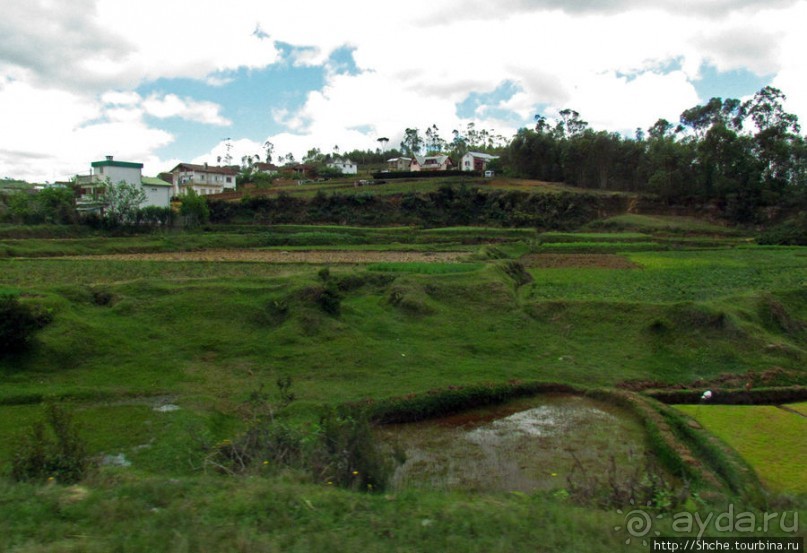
519;253;640;269
70;249;469;264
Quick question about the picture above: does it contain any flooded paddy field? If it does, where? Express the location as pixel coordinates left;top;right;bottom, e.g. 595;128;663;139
376;394;654;493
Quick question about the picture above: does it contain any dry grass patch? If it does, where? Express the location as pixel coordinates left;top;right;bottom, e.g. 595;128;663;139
69;250;469;264
520;253;641;269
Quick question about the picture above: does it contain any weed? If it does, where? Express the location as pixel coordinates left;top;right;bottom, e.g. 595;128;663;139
205;380;303;475
565;450;689;510
256;297;289;327
11;403;90;483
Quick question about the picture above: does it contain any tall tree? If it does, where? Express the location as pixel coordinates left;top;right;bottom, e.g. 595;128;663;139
554;109;588;138
263;140;275;163
742;86;803;193
400;128;423;157
425;124;446;153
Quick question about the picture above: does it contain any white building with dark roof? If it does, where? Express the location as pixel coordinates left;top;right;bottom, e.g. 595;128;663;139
168;163;238;196
460;151;499;172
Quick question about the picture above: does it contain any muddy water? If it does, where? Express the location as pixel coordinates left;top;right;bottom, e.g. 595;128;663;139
375;394;650;493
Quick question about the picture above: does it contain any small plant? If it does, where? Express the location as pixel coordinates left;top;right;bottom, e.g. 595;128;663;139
257;298;289;327
276;376;295;408
11;403;90;483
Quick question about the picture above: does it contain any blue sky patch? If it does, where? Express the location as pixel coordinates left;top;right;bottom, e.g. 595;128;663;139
693;64;771;102
138;43;328;160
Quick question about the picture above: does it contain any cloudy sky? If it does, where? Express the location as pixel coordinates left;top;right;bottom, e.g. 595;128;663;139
1;0;805;182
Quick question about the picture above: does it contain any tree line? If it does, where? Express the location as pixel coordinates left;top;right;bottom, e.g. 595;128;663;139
502;87;806;223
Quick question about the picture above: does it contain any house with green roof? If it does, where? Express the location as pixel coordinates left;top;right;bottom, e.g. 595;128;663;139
75;156;172;210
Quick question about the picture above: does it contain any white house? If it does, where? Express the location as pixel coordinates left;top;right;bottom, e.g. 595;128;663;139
74;156;171;210
168;163;238;196
460;151;499;172
90;156;143;186
327;157;358;175
140;177;173;208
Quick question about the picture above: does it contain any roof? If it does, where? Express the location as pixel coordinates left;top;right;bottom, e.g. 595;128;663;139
141;177;172;187
465;151;499;160
170;163;238;175
415;155;452;165
91;158;143;169
387;157;412;162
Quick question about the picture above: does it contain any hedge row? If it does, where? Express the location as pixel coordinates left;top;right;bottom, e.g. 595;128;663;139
370;170;481;179
208;185;628;229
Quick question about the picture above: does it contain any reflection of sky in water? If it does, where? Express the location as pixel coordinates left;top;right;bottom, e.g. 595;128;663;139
466;403;617;446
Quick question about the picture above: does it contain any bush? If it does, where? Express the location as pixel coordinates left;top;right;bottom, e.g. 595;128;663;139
0;294;52;356
758;213;807;245
315;286;342;316
205;380;304;475
179;190;210;227
11;403;90;483
309;408;391;492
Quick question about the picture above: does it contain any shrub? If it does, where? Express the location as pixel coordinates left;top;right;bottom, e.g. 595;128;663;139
497;260;533;287
0;294;53;356
205;380;303;475
315;286;342;316
256;298;289;327
309;408;391;492
11;403;90;483
179;190;210;227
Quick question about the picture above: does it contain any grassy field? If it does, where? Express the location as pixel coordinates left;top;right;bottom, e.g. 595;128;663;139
0;219;805;551
675;404;807;494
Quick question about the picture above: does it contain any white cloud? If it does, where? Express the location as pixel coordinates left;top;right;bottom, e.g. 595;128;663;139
142;94;231;126
0;84;232;181
563;70;701;132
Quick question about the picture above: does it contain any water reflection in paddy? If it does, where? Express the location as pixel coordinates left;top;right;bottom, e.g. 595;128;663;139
375;394;651;493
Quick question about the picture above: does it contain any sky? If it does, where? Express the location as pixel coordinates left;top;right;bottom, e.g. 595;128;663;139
1;0;805;183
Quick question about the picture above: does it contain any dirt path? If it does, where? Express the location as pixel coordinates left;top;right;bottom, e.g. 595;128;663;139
71;249;469;264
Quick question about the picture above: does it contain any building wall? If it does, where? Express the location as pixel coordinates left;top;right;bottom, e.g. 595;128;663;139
460;153;496;172
329;162;358;175
95;165;142;186
173;169;235;195
142;185;172;208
